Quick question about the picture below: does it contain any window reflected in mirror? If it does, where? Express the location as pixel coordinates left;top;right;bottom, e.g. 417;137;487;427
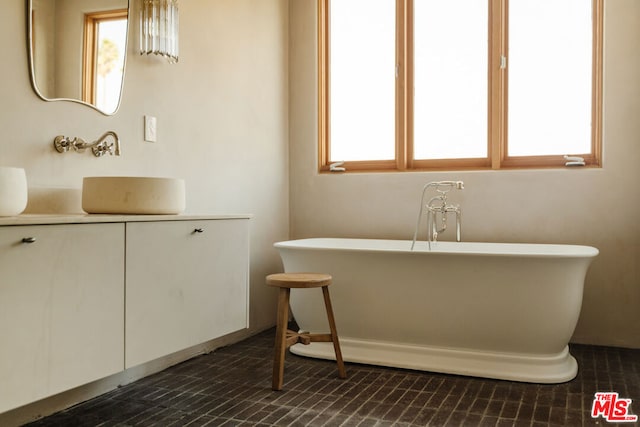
29;0;129;116
83;10;127;113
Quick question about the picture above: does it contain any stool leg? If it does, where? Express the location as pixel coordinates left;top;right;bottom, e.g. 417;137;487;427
272;287;290;390
321;286;347;379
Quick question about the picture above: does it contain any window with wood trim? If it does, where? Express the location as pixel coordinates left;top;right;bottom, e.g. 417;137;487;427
83;9;128;113
318;0;603;172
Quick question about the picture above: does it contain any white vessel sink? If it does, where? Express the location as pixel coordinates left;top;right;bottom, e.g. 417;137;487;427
0;167;28;216
82;176;185;214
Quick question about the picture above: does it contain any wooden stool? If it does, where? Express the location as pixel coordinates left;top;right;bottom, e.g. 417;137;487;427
266;272;346;390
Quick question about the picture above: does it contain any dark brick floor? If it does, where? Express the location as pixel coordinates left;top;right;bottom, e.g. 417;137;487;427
26;330;639;426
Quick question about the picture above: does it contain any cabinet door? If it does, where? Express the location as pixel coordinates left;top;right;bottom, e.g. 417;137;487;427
0;223;125;413
125;219;249;368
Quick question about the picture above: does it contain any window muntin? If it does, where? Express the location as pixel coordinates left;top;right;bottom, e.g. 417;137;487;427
318;0;603;171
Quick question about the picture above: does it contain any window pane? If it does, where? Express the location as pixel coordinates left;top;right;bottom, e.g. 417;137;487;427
330;0;395;161
414;0;488;160
508;0;592;156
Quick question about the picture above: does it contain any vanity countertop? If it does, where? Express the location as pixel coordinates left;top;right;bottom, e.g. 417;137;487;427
0;214;252;226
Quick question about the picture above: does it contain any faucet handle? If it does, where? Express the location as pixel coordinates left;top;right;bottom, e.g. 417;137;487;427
53;135;74;152
91;141;114;157
92;131;120;157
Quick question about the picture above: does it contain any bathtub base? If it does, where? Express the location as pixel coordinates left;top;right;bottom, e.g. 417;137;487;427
290;338;577;384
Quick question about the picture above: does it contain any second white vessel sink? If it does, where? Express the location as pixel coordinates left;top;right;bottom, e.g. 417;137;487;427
82;176;185;214
0;167;28;216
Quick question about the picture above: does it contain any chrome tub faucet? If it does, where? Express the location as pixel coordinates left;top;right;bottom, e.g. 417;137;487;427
411;181;464;250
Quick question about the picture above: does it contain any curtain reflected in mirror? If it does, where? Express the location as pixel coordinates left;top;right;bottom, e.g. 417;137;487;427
29;0;129;115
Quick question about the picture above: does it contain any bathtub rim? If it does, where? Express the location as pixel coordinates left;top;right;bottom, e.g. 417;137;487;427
275;238;599;259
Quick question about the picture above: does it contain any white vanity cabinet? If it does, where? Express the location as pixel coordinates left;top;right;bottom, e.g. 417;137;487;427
0;215;250;415
0;223;125;414
125;219;250;368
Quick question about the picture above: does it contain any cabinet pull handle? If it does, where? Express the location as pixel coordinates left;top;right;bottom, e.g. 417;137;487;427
21;237;37;244
193;228;204;234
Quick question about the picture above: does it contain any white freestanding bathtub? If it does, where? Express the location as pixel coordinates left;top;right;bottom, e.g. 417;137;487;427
274;238;598;383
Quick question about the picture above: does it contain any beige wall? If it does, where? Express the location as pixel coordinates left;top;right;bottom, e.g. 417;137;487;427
1;0;289;333
289;1;640;348
3;0;638;353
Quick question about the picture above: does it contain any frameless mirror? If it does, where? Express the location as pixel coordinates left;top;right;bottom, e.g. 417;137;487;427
28;0;129;115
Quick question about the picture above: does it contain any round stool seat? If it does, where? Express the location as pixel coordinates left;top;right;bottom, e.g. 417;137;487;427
266;273;332;289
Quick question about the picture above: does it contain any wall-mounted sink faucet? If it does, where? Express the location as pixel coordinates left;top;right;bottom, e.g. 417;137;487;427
411;181;464;250
53;131;121;157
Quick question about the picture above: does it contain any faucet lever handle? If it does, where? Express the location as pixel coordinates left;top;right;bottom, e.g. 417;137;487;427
92;141;113;157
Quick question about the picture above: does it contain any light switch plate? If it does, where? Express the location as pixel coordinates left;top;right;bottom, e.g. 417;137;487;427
144;116;157;142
